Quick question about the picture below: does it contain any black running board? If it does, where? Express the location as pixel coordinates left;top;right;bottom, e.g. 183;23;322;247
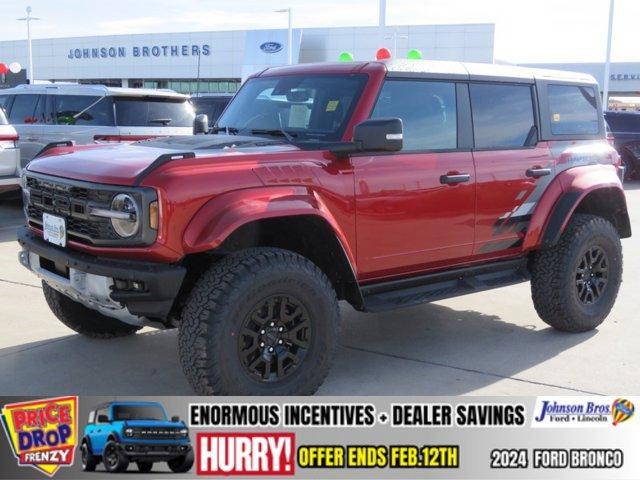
361;258;530;312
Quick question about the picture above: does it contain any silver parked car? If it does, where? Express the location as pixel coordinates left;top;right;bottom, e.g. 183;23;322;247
0;106;21;194
0;84;195;167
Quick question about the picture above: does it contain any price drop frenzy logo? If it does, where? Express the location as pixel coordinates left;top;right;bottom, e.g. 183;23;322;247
1;396;78;477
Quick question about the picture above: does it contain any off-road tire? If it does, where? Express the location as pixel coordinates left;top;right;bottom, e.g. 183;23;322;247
81;442;99;472
42;282;140;338
167;450;194;473
137;461;153;473
102;440;129;473
178;247;339;395
531;214;622;332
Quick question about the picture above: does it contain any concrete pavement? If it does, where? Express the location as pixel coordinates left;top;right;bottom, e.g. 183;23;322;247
0;185;639;396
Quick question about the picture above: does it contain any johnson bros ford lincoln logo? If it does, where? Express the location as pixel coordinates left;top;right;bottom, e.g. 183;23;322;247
532;397;635;428
1;397;78;477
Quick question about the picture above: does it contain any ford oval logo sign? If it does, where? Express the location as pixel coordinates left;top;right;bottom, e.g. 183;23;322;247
260;41;283;54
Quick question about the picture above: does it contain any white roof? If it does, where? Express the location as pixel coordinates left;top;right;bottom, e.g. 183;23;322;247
383;59;597;84
1;83;188;98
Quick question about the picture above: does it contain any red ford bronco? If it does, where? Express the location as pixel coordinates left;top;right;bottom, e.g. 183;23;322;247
18;60;630;395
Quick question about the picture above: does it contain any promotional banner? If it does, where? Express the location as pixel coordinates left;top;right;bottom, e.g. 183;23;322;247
1;396;637;479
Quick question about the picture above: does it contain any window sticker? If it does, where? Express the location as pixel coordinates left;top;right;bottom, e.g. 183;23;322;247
288;104;310;128
326;100;340;112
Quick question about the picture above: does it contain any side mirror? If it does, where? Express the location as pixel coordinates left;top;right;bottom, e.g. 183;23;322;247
354;118;403;152
193;114;209;135
171;416;180;422
97;414;110;423
331;117;403;157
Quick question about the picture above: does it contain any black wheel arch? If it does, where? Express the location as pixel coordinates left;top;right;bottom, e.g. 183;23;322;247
185;215;364;310
542;188;631;248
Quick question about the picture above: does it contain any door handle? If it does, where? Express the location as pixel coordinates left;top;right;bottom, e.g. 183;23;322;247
526;167;551;178
440;173;471;185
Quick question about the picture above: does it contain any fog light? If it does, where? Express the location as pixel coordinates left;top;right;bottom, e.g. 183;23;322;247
114;279;146;292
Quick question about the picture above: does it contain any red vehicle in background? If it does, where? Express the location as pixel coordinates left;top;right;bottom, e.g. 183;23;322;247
18;60;630;395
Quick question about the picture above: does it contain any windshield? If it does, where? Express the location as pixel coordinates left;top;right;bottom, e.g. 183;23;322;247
114;97;195;127
112;405;166;421
216;74;367;143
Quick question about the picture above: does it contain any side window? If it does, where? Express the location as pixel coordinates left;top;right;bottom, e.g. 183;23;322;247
96;408;109;423
54;95;114;126
470;83;536;149
371;79;457;151
87;411;96;424
8;94;39;124
0;95;13;116
548;85;599;135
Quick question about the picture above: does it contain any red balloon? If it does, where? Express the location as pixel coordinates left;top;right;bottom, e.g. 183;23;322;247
376;47;392;61
0;63;8;74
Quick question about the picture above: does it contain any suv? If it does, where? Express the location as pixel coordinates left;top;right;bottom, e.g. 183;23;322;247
604;110;640;180
81;401;193;473
18;60;630;396
0;84;194;167
0;107;20;194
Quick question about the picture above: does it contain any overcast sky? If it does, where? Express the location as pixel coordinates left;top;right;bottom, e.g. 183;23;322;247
0;0;637;63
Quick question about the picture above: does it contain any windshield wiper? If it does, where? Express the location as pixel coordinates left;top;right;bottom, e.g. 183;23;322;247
149;118;172;125
211;126;239;135
249;128;297;143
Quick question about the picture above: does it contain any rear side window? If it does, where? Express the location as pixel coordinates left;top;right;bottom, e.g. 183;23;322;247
371;79;457;151
470;83;536;149
548;85;599;135
54;95;115;126
193;97;231;124
0;106;7;125
114;97;195;127
0;95;13;120
8;94;39;124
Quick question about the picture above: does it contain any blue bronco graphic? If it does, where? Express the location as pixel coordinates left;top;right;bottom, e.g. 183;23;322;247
80;401;193;473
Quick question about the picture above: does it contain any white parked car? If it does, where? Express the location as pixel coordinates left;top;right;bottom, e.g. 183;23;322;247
0;84;195;167
0;106;21;194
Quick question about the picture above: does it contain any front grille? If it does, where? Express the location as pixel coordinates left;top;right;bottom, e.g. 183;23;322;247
25;175;120;245
129;427;183;440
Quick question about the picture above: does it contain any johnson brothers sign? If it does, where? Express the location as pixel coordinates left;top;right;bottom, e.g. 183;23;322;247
67;44;211;59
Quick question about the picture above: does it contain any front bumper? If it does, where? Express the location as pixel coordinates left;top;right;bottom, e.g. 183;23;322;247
17;227;186;325
119;442;191;461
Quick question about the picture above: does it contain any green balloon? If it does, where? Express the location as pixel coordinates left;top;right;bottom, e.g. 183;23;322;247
407;49;422;60
339;51;354;62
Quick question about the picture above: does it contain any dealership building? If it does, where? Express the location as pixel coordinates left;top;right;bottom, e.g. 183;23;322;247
0;23;495;93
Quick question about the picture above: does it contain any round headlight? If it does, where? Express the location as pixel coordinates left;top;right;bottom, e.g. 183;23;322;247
179;428;188;437
110;194;140;238
124;427;134;437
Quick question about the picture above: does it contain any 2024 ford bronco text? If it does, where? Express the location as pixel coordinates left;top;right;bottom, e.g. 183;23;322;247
81;401;192;473
18;59;630;395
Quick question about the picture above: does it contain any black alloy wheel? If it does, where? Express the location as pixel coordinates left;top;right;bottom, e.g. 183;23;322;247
238;295;311;382
575;246;609;304
104;443;118;469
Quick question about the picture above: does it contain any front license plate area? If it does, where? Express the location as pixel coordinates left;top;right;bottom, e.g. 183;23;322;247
43;213;67;247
